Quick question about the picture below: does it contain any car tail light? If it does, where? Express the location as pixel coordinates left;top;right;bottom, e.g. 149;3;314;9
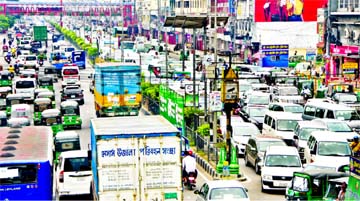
59;170;64;183
310;159;314;163
79;94;83;97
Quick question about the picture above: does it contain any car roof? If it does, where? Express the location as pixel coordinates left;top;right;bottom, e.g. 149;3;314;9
0;86;12;92
254;135;284;141
311;119;349;124
60;100;79;107
205;180;246;188
295;170;349;179
270;102;302;107
34;98;51;104
305;102;354;111
6;93;25;98
310;131;349;141
11;104;30;109
55;131;79;139
41;109;61;117
38;91;54;96
266;146;299;155
15;77;36;82
60;150;88;158
296;121;328;129
265;111;303;120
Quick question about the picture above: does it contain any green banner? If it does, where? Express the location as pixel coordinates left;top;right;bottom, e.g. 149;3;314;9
345;176;360;200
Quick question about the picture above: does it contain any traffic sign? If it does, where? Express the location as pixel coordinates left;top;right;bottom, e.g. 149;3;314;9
33;26;48;41
224;68;237;79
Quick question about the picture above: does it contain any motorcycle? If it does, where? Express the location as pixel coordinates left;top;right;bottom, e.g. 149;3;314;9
38;59;44;66
183;172;197;190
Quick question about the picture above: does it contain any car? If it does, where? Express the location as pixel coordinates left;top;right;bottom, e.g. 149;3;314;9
230;122;261;157
268;102;304;114
270;85;304;105
310;118;359;141
61;86;84;105
194;180;250;201
88;73;95;93
260;146;303;192
303;131;352;166
23;55;38;69
302;161;349;172
20;69;37;79
293;121;328;162
55;150;92;198
240;105;268;130
242;92;271;108
244;135;287;174
61;78;81;89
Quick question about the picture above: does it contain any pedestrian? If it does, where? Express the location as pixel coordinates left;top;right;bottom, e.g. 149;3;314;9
3;38;6;45
336;182;347;201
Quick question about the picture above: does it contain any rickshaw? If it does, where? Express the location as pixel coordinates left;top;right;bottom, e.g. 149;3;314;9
0;86;12;110
41;109;64;137
10;104;31;120
6;93;26;116
0;71;12;87
37;91;56;108
53;131;80;165
7;117;30;127
286;170;349;201
34;88;50;98
0;111;7;127
33;98;52;125
60;100;82;129
38;76;54;91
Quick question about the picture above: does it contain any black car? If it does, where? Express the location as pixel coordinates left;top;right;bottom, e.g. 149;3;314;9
60;86;84;105
240;106;268;130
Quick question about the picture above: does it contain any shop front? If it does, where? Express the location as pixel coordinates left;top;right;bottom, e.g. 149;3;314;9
329;44;360;79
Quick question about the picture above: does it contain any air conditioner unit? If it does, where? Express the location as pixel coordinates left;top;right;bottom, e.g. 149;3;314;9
344;28;351;39
353;30;360;41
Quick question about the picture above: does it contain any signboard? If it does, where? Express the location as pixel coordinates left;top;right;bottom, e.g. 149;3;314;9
173;71;191;81
261;44;289;67
33;26;48;41
210;91;222;112
185;84;199;107
221;68;239;103
350;156;360;176
206;64;216;79
331;44;359;55
255;0;327;22
343;62;358;70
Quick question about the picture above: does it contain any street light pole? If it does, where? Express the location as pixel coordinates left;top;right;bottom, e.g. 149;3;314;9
325;0;332;56
212;0;218;144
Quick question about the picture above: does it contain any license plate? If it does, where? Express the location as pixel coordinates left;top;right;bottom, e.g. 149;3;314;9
188;177;194;180
76;177;85;182
71;95;75;98
274;181;288;187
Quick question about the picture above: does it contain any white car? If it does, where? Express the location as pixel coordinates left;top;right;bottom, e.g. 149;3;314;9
56;150;92;198
195;180;250;201
261;146;303;192
13;78;36;101
231;122;261;157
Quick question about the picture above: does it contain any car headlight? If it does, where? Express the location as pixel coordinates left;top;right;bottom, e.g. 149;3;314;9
262;175;272;180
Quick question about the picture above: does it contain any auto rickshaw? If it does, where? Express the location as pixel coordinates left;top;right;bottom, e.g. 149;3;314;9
0;111;7;127
0;86;12;110
41;109;64;137
7;118;30;127
37;91;55;108
38;76;54;91
0;71;12;87
286;170;349;201
34;88;50;98
60;100;82;129
6;93;26;116
53;131;80;165
33;98;52;125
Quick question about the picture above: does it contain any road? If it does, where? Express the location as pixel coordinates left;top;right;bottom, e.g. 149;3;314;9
1;30;285;200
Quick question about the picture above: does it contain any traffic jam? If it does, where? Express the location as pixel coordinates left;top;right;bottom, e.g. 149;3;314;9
0;14;359;201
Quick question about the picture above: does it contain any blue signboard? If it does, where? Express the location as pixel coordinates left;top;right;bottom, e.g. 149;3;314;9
261;44;289;67
229;0;236;15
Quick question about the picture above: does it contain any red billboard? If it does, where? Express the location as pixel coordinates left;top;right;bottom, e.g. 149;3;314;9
255;0;327;22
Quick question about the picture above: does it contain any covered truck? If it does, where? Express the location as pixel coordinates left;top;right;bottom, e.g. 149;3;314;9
90;116;183;201
94;62;141;117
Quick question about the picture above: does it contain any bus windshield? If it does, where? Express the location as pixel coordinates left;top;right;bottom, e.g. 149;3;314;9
0;164;37;185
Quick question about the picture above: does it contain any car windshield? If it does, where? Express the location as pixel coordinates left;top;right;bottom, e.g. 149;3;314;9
277;120;299;131
337;94;357;103
26;56;36;61
15;81;34;88
335;110;360;120
258;141;286;152
62;108;77;115
233;125;260;136
209;187;248;200
45;68;57;74
249;107;267;117
265;155;301;167
64;157;91;172
299;128;326;141
122;42;135;49
318;141;351;156
327;122;353;132
21;40;29;44
248;95;269;105
284;105;304;113
279;87;298;96
63;69;79;75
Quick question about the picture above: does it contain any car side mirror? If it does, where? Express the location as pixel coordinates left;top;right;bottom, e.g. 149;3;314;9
293;135;299;140
194;190;200;194
244;188;248;192
310;149;316;155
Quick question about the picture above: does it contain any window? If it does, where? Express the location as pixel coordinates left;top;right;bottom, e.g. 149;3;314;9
292;176;309;192
326;110;335;118
209;187;248;199
62;69;79;75
64;157;91;172
339;0;360;9
16;81;35;89
304;106;315;116
184;1;190;8
273;105;284;112
0;164;37;185
315;108;325;118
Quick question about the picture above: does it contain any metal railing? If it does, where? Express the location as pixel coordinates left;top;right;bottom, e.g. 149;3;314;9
142;95;160;115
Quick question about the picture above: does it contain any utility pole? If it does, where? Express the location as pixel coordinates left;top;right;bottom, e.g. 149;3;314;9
212;0;218;144
157;0;161;47
325;0;332;57
181;0;185;71
109;0;112;61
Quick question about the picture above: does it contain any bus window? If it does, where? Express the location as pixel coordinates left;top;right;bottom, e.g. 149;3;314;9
0;164;37;184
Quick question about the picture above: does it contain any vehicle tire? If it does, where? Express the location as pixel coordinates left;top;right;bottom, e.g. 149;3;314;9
244;154;250;167
261;180;267;193
96;111;100;118
80;100;84;105
255;161;261;175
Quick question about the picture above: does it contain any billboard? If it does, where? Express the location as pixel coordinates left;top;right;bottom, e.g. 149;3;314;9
255;0;327;22
261;44;289;67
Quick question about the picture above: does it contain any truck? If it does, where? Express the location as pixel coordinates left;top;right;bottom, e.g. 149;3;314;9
94;62;141;117
90;116;183;201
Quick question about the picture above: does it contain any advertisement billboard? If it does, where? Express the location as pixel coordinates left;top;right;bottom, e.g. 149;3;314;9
261;44;289;67
255;0;327;22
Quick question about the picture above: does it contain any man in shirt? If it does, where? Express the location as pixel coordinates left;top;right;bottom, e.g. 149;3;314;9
182;150;197;183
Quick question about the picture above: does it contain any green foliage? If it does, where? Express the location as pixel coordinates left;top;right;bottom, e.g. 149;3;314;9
87;47;99;57
184;107;204;119
196;123;210;137
141;81;159;101
215;142;226;149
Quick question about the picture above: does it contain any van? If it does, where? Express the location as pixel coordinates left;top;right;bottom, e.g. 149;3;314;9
304;131;351;167
13;78;37;101
10;104;31;119
302;101;360;131
61;65;80;87
24;55;38;70
262;111;303;146
261;146;302;192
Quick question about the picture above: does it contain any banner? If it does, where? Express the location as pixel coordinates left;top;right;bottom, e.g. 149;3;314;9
261;44;289;67
255;0;327;22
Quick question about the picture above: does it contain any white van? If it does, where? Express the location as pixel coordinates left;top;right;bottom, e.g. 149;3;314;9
13;78;37;101
304;131;351;166
61;65;80;87
11;104;31;120
261;146;302;192
262;111;303;146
